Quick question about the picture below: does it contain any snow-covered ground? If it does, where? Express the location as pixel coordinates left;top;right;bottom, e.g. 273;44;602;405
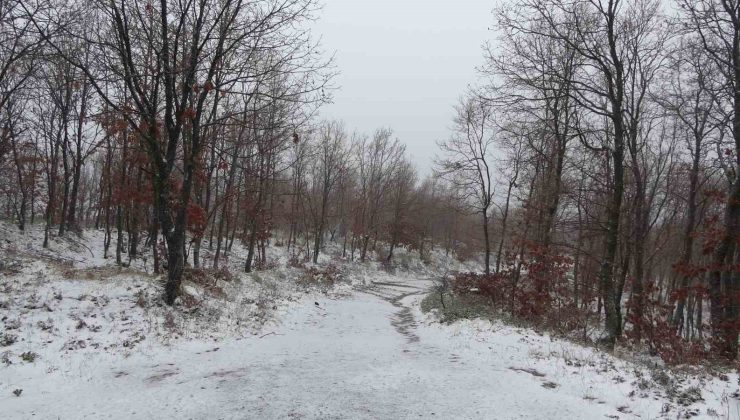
2;224;739;419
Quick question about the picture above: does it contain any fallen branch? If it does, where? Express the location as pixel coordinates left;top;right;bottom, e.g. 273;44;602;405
258;332;284;339
508;367;546;377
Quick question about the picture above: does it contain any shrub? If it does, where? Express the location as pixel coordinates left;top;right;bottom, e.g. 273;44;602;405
20;351;38;363
254;256;278;271
37;319;54;332
628;282;708;365
213;266;235;283
183;267;225;297
449;243;587;335
420;291;492;324
163;312;176;330
135;290;147;308
297;265;343;287
288;254;307;269
0;333;17;347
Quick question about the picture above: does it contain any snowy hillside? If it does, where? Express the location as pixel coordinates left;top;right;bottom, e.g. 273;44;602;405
0;223;737;419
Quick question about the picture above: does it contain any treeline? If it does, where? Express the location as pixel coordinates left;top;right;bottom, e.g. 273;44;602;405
435;0;740;361
3;0;739;363
0;0;482;308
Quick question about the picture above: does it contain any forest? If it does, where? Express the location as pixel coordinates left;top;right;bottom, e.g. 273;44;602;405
1;0;740;417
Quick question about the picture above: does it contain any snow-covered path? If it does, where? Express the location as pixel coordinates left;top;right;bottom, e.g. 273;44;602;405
6;274;736;419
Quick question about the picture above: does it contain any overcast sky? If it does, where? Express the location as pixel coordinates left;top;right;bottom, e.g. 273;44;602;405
313;0;496;175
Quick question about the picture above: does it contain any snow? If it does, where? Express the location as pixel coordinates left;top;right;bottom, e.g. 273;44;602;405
2;223;739;419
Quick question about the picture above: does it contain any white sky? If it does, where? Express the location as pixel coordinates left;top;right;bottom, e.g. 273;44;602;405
313;0;496;175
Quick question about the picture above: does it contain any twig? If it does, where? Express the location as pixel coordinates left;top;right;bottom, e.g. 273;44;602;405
65;235;95;257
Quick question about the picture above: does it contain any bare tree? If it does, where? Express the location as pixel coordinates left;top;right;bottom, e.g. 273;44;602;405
436;93;496;274
306;120;348;263
385;158;418;262
677;0;740;359
499;0;667;346
354;128;405;262
34;0;331;303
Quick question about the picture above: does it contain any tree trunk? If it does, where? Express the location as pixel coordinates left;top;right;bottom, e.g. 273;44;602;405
496;181;515;273
58;129;70;236
600;134;626;348
482;210;491;275
673;135;702;332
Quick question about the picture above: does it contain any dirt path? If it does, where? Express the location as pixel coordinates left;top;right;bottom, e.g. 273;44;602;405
361;278;431;343
5;274;703;419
